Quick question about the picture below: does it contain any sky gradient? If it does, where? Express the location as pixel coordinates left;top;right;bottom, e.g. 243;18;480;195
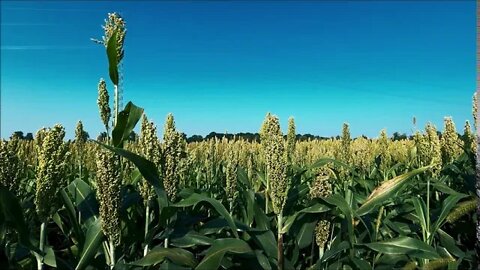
1;1;476;139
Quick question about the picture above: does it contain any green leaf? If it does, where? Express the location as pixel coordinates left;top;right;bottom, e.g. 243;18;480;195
171;231;214;248
60;189;84;247
249;230;277;259
438;229;465;258
44;246;56;268
111;102;144;148
281;203;330;233
363;236;440;260
66;179;99;225
96;142;169;209
357;165;435;216
0;187;37;252
254;250;272;270
106;30;119;85
295;219;316;249
431;194;467;240
322;240;350;262
132;247;197;267
195;238;252;270
411;197;428;236
351;257;371;270
322;194;354;245
75;219;104;270
174;193;239;238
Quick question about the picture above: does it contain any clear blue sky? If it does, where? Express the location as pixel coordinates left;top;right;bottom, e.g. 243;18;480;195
1;1;475;139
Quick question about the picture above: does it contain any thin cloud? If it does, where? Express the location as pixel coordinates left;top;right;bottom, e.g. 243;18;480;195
1;22;55;26
1;45;95;50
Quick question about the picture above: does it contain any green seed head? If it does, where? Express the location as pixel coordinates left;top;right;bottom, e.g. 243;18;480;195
97;78;111;132
35;124;70;222
286;117;296;163
441;117;460;164
225;143;239;206
463;120;476;153
95;149;121;246
425;123;442;175
139;114;161;204
261;114;288;215
162;113;186;201
379;129;392;172
0;140;21;195
75;120;87;146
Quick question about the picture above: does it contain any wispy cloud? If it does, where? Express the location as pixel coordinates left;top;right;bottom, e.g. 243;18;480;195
1;22;55;26
1;45;95;50
2;7;99;12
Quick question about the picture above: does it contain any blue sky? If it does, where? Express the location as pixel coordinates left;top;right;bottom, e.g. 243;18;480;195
1;1;475;139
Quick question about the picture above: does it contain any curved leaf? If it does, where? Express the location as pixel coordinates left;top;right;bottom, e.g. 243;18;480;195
174;193;239;238
75;219;104;270
132;247;197;267
195;238;252;270
106;29;118;85
96;142;169;208
363;236;440;260
357;165;435;216
281;203;330;233
111;102;144;148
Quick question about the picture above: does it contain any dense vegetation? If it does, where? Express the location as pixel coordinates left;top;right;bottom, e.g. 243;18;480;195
0;13;477;270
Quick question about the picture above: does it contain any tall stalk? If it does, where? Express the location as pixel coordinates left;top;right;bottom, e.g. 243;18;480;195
143;204;150;256
109;240;115;270
35;222;46;270
277;213;284;270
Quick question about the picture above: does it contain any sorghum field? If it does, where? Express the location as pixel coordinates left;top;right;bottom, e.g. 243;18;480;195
0;13;477;270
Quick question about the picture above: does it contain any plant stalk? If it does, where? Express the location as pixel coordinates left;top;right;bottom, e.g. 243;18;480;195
143;204;150;256
277;213;284;270
36;222;46;270
109;240;115;270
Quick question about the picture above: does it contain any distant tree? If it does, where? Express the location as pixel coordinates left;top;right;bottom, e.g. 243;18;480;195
97;132;108;141
187;135;203;143
11;131;24;140
24;133;34;141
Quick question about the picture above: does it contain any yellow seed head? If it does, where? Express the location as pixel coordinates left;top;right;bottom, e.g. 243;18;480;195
0;140;21;195
315;220;330;248
139;114;161;204
441;117;460;164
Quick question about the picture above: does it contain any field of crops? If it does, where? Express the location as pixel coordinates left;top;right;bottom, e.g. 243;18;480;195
0;13;477;270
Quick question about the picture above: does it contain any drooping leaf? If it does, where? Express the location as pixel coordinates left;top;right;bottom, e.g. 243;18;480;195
363;236;440;260
195;238;252;270
132;247;197;267
357;165;435;216
96;142;169;209
174;193;239;238
281;203;330;234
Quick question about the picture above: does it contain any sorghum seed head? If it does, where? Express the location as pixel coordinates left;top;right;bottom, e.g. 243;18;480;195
0;140;21;195
102;12;126;63
139;114;161;204
441;117;460;164
95;149;121;246
35;124;70;222
97;78;111;131
315;220;330;248
286;117;296;162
